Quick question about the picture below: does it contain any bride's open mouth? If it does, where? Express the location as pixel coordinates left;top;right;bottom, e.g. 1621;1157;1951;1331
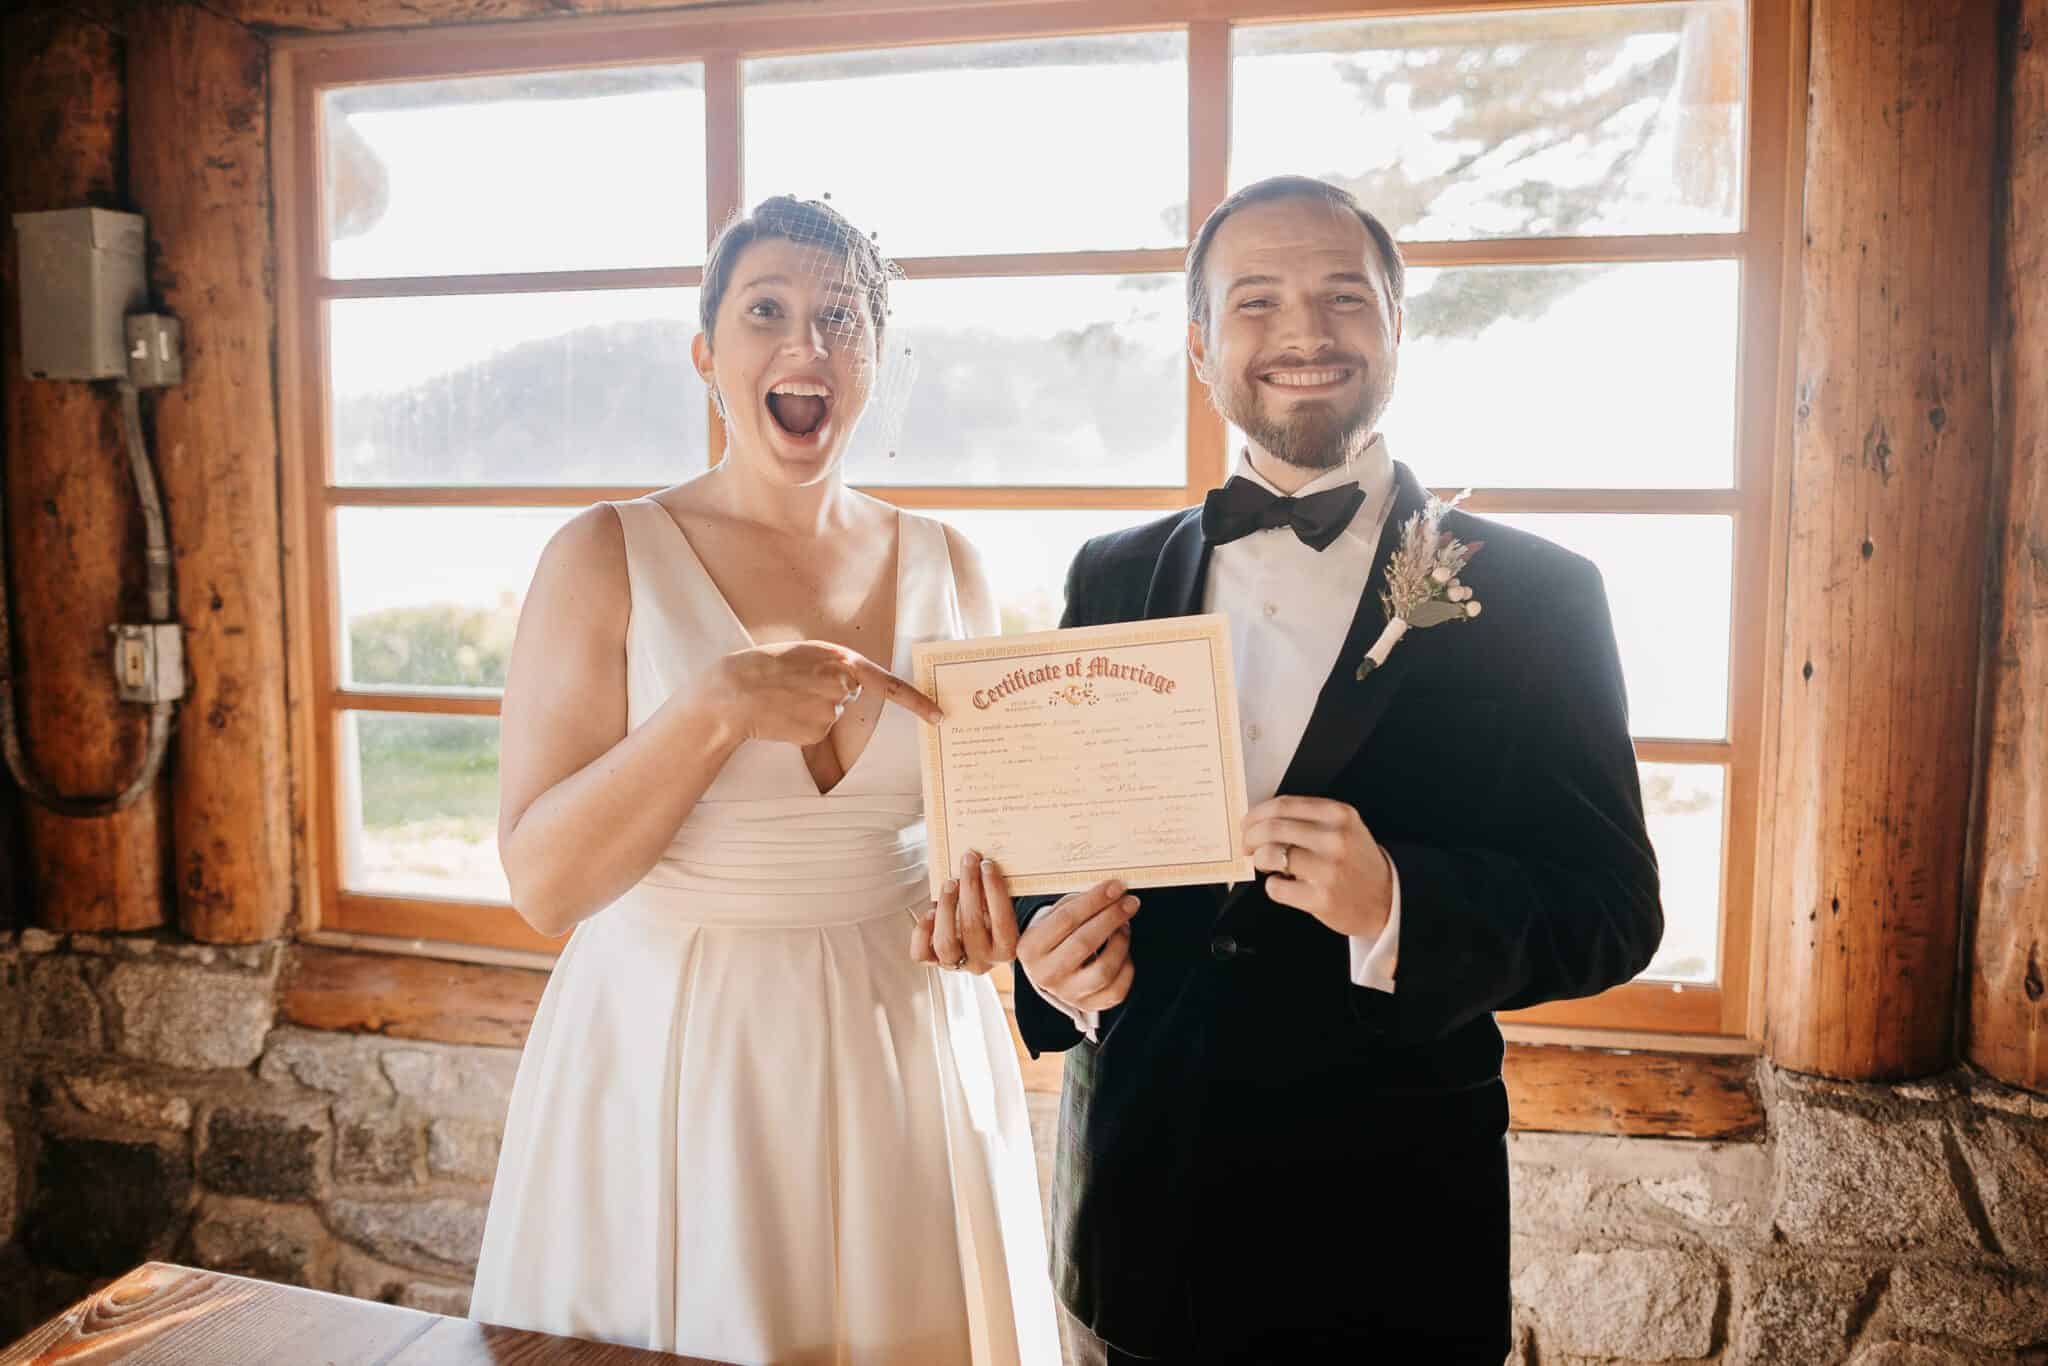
765;378;834;445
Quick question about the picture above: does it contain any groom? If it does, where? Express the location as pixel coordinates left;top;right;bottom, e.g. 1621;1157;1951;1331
966;176;1664;1361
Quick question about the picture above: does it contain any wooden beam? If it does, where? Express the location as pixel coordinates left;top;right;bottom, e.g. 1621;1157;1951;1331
1502;1044;1762;1140
1766;0;2001;1080
1968;0;2048;1094
283;941;1761;1139
127;2;294;944
1;9;169;933
238;0;1724;41
279;943;549;1048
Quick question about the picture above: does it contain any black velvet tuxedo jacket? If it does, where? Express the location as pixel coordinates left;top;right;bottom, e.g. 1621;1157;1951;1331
1011;462;1663;1358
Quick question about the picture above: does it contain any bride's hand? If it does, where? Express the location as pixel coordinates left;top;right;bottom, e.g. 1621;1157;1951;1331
911;849;1018;974
708;641;941;746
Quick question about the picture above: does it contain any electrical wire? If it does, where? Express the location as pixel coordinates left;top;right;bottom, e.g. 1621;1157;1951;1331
0;379;177;816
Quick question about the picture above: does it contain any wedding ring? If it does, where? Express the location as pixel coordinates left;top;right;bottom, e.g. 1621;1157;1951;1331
1278;844;1292;877
953;954;969;969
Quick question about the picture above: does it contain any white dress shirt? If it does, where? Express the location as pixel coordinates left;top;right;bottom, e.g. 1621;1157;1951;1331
1052;436;1404;1038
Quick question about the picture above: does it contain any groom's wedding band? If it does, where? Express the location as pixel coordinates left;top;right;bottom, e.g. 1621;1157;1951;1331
1278;844;1292;876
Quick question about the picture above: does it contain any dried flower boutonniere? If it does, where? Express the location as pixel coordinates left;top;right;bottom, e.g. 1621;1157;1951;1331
1356;493;1486;680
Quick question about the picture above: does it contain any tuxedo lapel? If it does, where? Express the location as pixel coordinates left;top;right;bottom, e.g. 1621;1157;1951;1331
1143;508;1211;620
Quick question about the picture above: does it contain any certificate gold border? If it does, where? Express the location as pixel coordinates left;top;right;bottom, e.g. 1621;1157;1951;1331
913;613;1255;897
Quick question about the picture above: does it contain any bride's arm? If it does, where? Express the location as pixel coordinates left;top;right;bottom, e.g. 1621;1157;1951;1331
496;505;743;937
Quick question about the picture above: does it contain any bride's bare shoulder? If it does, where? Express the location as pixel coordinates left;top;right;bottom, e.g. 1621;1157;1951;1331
523;503;631;633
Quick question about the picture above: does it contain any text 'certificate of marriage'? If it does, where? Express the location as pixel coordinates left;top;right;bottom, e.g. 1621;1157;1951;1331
913;614;1254;897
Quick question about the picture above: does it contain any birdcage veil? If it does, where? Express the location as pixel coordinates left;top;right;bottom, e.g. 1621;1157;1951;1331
701;194;919;474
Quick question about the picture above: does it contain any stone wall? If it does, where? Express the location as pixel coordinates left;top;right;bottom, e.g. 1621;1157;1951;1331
4;926;2046;1361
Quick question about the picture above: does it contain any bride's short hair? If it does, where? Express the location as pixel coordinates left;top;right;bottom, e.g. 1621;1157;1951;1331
699;196;898;346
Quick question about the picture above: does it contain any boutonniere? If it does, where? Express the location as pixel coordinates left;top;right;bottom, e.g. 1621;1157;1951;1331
1356;492;1486;680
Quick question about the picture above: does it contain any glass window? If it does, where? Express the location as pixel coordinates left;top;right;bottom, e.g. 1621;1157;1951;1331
1233;2;1746;241
329;291;707;486
746;35;1188;256
324;65;707;278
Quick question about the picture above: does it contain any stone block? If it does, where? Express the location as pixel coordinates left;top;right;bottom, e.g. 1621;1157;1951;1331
1849;1346;1988;1366
335;1247;473;1316
260;1028;393;1099
0;947;22;1059
335;1105;421;1186
199;1102;329;1201
1771;1100;1981;1253
107;961;275;1071
187;1195;334;1288
0;1118;17;1246
378;1045;519;1120
425;1117;498;1183
1953;1113;2048;1273
23;1133;191;1276
60;1068;194;1132
1727;1256;1878;1365
1512;1248;1720;1361
326;1197;487;1272
19;928;61;954
1509;1131;1769;1245
1883;1265;2048;1350
398;1279;471;1317
26;956;102;1051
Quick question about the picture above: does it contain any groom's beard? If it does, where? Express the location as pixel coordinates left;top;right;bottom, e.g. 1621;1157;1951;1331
1216;358;1392;472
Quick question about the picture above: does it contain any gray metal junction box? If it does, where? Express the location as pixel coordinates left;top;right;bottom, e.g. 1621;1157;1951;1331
12;208;148;381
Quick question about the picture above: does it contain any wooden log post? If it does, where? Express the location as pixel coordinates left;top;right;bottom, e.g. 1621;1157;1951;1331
1761;2;1998;1089
1;9;169;933
126;1;293;944
1766;0;2003;1081
1969;0;2048;1093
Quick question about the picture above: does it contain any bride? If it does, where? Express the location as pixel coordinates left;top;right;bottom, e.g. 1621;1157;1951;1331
469;196;1059;1366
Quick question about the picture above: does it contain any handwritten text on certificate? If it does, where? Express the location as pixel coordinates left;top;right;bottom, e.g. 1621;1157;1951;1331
913;614;1254;897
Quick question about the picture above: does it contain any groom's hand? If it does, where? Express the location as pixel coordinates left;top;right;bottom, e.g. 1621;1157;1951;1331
1243;796;1395;939
1018;880;1140;1014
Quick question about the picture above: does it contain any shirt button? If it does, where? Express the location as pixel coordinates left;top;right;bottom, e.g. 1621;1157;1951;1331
1246;723;1262;742
1262;601;1279;618
1210;935;1239;961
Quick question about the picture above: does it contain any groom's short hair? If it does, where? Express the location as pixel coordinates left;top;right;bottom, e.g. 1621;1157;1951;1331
1186;176;1406;339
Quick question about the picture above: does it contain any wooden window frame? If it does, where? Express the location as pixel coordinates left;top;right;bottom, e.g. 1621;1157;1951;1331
274;0;1806;1049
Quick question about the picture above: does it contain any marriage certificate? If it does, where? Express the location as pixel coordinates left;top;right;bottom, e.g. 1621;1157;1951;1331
913;614;1255;897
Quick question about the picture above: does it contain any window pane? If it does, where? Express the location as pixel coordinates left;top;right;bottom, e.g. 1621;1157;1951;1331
851;275;1186;487
341;712;507;901
928;509;1170;634
337;508;570;692
746;35;1187;256
324;67;706;278
1638;761;1723;983
1383;261;1737;489
1488;514;1731;740
1233;1;1745;241
329;291;706;486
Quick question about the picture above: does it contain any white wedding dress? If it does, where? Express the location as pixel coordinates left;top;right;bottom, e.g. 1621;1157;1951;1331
470;499;1058;1366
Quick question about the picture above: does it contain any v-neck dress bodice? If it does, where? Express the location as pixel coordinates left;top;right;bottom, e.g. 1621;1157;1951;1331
612;498;942;926
470;499;1058;1366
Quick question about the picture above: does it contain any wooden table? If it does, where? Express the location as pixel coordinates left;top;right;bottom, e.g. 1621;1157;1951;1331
2;1262;739;1364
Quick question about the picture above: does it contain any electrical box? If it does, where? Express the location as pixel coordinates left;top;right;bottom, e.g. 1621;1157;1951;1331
125;313;183;388
109;623;185;704
12;208;147;381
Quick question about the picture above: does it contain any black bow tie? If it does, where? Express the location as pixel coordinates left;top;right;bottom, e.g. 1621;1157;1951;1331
1201;476;1367;552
